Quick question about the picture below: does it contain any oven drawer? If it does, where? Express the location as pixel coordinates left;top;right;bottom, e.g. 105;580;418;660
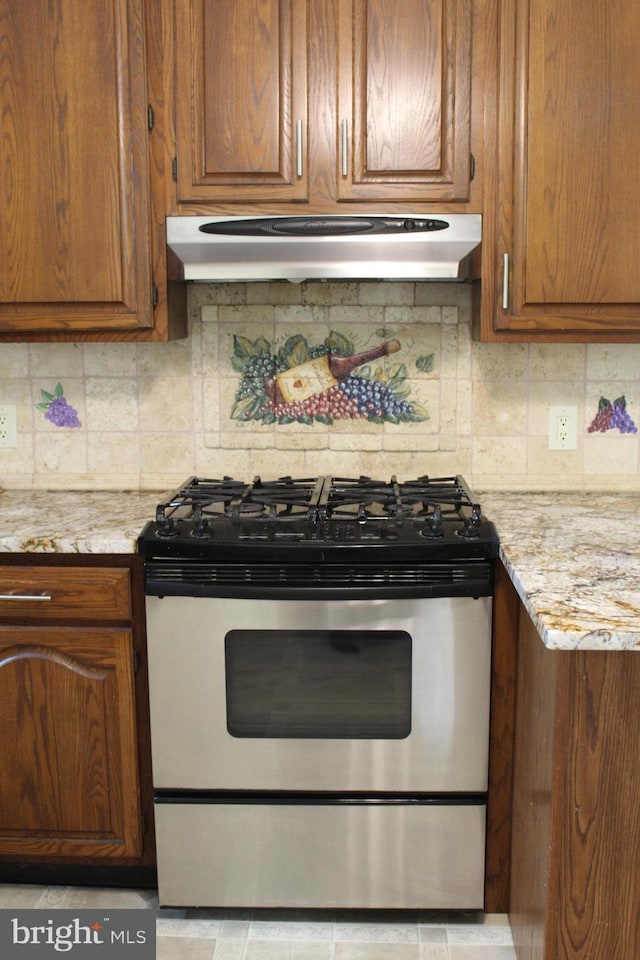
154;798;486;909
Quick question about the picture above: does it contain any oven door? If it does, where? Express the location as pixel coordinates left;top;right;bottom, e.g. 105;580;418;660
145;594;492;793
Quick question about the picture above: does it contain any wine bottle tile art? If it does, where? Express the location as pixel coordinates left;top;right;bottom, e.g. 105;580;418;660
231;331;432;426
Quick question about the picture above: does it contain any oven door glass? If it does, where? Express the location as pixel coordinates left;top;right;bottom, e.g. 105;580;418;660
225;630;411;739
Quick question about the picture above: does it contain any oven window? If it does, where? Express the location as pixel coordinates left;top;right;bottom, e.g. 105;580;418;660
225;630;411;739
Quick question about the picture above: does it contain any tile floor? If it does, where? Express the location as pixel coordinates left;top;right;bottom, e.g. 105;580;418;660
0;884;516;959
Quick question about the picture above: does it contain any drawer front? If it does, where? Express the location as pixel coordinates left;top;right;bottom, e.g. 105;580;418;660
154;800;486;909
0;566;131;621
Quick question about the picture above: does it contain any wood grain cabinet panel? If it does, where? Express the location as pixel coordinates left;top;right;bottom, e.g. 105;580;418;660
0;559;152;866
480;0;640;340
510;608;640;959
0;566;131;622
0;0;187;341
337;0;471;202
0;627;141;859
175;0;309;203
173;0;473;208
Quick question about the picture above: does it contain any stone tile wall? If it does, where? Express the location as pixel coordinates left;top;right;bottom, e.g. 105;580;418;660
1;282;639;491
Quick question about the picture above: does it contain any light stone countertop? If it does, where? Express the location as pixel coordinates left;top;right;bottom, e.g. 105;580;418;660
0;488;639;651
480;491;640;651
0;489;162;555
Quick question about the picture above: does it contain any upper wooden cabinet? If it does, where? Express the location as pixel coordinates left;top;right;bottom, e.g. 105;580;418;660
172;0;473;209
479;0;640;341
336;0;470;203
0;0;186;341
174;0;309;203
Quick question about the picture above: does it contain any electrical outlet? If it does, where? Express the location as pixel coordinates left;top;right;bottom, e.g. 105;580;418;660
0;404;18;448
548;405;578;450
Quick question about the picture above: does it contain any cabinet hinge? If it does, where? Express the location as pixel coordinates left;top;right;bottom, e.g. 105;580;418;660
133;647;140;674
172;156;178;181
470;153;476;181
147;103;155;132
152;281;158;309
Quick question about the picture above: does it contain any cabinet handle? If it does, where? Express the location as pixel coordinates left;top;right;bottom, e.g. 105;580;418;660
341;119;349;177
0;592;52;601
295;119;303;177
502;253;510;310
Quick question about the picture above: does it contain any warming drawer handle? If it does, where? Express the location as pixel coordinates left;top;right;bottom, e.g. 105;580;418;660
0;592;53;601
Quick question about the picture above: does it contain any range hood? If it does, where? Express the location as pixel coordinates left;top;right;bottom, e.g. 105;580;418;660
166;214;481;283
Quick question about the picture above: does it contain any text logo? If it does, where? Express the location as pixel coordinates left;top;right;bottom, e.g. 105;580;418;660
0;909;155;958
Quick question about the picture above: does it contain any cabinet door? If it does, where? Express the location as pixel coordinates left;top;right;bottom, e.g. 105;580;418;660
336;0;471;202
175;0;309;203
0;627;142;859
0;0;155;337
491;0;640;339
510;609;640;959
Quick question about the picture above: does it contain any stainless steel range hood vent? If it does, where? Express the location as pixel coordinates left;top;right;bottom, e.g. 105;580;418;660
166;215;481;283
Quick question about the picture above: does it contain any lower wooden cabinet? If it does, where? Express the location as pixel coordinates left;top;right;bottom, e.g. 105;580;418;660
488;563;640;956
0;560;153;865
510;599;640;960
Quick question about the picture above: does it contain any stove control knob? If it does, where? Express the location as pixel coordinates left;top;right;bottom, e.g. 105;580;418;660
156;518;178;538
459;518;480;540
191;518;211;539
422;523;444;539
421;505;443;539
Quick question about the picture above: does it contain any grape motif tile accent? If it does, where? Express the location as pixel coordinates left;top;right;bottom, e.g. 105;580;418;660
587;395;638;434
36;382;81;428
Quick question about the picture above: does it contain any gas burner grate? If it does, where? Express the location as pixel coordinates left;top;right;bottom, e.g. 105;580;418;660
153;474;483;522
322;474;480;522
155;475;325;523
141;473;495;556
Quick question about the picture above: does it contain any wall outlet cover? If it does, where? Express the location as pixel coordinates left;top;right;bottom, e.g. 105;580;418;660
548;405;578;451
0;404;18;448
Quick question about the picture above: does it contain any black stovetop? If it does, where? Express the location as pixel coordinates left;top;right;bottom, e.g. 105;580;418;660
137;474;499;563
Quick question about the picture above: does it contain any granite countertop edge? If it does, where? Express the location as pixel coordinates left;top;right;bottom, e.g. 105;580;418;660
1;488;639;652
0;489;161;557
480;491;640;652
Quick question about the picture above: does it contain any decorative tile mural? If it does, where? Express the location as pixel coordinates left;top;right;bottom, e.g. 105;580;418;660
588;395;638;434
36;383;81;428
231;331;430;426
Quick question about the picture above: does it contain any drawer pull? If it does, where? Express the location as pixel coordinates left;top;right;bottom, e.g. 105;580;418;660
0;592;53;601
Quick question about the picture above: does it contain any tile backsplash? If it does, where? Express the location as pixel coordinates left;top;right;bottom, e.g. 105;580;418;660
2;281;640;492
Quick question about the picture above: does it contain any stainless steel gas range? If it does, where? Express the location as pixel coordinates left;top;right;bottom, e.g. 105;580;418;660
137;474;499;910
